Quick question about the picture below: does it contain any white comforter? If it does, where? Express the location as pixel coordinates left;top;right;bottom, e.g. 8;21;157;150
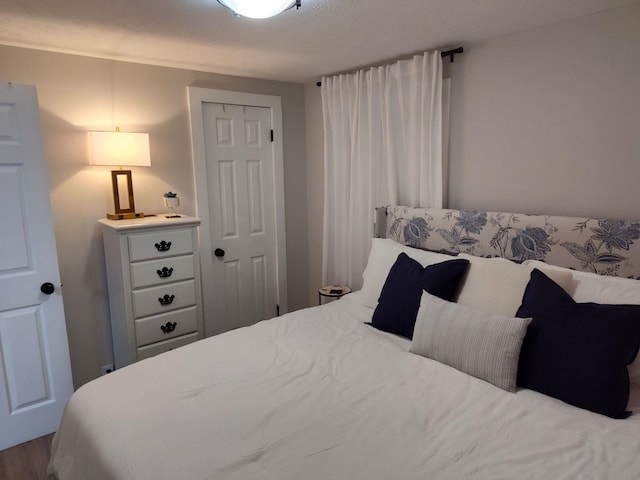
49;298;640;480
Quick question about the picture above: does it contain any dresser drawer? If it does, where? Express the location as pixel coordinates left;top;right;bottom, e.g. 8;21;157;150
135;306;198;347
137;332;199;361
128;228;194;262
132;279;196;318
130;255;195;289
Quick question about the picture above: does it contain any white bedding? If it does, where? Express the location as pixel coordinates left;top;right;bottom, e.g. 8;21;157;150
49;298;640;480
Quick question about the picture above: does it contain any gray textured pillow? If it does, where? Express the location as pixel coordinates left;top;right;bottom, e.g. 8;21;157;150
410;292;532;392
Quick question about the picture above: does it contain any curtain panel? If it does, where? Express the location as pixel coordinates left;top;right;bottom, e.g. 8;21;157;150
321;50;444;289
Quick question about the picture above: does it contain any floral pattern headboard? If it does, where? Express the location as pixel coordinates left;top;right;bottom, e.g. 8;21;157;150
378;206;640;279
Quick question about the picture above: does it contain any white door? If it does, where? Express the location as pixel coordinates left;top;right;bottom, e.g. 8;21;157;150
0;82;74;450
188;88;287;336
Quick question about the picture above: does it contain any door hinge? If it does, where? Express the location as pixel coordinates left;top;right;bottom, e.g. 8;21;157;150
276;304;280;316
270;129;274;142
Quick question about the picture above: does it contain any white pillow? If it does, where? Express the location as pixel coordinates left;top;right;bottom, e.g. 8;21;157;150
524;259;640;385
456;254;573;317
354;238;456;309
524;260;640;304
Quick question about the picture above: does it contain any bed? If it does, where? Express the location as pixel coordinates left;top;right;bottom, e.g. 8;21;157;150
48;207;640;480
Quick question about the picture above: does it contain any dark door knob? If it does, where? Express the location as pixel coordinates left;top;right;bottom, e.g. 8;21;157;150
214;248;225;257
41;282;55;295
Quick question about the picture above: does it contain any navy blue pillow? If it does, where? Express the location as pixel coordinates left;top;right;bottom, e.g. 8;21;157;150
516;269;640;419
369;253;469;338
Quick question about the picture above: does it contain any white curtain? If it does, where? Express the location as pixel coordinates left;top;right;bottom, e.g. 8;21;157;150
321;50;444;290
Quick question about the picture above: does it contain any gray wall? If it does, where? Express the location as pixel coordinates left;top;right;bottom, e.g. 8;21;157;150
0;45;309;389
304;82;325;307
448;3;640;219
304;2;640;303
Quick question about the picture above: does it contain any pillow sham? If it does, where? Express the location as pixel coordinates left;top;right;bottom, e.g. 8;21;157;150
524;260;640;385
355;238;458;309
411;292;531;392
516;269;640;419
524;260;640;304
455;253;573;317
368;253;469;338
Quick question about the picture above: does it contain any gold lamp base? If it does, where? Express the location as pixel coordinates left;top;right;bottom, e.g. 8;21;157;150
107;212;145;220
107;170;145;220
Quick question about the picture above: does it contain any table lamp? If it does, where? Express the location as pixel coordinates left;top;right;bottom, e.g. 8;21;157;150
88;129;151;220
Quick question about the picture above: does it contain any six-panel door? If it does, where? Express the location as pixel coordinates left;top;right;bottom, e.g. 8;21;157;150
0;82;74;450
203;103;279;333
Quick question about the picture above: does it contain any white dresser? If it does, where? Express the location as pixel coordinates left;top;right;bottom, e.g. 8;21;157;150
99;216;204;368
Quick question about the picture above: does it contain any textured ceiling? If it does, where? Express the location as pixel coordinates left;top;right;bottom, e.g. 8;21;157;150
0;0;638;83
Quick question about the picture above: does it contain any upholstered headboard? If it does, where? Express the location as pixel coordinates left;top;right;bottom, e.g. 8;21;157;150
375;206;640;279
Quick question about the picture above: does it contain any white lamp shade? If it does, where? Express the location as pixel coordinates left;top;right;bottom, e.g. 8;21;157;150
218;0;297;19
88;131;151;167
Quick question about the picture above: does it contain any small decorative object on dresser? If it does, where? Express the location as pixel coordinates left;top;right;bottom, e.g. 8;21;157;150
163;191;181;218
99;215;204;368
318;285;351;305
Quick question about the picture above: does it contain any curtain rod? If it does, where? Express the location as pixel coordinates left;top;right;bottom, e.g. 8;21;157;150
316;47;463;87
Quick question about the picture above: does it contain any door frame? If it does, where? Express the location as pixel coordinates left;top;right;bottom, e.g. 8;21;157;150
187;87;288;336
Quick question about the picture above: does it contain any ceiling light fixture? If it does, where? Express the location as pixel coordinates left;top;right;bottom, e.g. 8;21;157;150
217;0;301;19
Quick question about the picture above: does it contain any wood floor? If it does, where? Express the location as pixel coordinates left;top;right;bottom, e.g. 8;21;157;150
0;433;54;480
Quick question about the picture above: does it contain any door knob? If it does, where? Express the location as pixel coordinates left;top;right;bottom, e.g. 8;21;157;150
41;282;55;295
214;248;225;257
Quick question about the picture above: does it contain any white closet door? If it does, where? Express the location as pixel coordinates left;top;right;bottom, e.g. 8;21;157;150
201;102;280;333
189;88;288;336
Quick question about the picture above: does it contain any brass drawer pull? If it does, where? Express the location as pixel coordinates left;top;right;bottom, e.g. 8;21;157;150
156;267;174;278
160;321;177;333
155;240;172;252
158;294;175;306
